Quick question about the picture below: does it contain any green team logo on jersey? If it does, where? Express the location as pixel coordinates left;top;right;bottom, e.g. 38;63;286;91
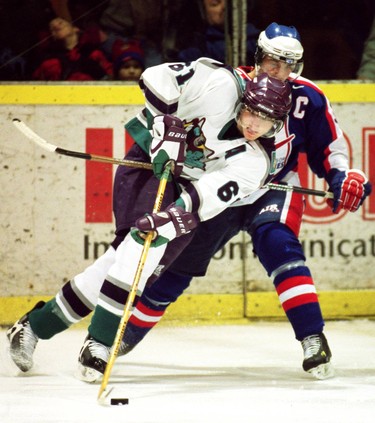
183;117;215;170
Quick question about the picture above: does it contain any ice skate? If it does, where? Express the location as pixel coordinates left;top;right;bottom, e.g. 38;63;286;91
77;335;131;383
77;335;111;383
301;333;334;380
6;301;45;372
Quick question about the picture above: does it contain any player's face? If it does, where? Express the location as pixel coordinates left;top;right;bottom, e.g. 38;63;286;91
259;55;293;81
237;108;274;141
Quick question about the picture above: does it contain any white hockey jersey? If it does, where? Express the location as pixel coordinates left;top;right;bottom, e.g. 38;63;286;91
125;58;279;222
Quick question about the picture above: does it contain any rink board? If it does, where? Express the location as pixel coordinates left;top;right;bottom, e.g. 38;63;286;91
1;290;375;327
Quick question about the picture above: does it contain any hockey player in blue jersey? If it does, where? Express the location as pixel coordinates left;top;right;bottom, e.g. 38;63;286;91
7;23;371;382
103;23;371;380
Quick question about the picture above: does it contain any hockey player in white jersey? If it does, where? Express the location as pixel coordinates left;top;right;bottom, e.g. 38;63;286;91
6;65;292;380
7;23;371;382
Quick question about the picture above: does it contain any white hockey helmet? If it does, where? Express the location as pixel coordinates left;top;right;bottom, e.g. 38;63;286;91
255;22;304;77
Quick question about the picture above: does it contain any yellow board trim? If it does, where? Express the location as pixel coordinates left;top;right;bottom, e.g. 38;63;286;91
313;83;375;103
1;290;374;327
0;84;144;105
0;83;374;105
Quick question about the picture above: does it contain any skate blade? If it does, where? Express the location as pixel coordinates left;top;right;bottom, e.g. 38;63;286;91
76;363;103;383
2;346;28;375
308;362;335;380
4;341;33;374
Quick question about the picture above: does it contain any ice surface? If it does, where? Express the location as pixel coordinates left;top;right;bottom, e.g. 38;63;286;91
1;320;375;423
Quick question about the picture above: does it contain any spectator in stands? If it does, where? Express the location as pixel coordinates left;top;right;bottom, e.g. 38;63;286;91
32;17;113;81
357;16;375;80
112;39;145;81
177;0;259;65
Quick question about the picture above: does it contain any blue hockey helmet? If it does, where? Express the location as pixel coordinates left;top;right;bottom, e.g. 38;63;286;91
255;22;304;77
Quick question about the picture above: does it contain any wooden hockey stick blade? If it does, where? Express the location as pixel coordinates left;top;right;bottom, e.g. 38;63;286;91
12;118;152;170
97;164;171;403
266;182;334;199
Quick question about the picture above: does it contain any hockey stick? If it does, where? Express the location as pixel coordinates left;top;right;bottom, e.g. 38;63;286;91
97;163;171;404
13;119;333;199
266;182;334;199
12;118;152;170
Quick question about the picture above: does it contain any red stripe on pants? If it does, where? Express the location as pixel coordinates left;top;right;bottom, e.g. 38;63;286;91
284;191;304;236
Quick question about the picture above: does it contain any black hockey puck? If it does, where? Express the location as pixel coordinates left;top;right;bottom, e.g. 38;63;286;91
110;398;129;405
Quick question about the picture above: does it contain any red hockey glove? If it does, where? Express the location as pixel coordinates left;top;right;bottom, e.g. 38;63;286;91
135;204;197;245
150;115;187;180
327;169;372;213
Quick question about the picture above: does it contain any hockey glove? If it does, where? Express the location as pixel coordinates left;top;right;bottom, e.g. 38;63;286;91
135;204;198;246
150;115;187;180
327;169;372;213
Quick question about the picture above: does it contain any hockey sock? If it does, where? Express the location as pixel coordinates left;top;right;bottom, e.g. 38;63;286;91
121;300;167;354
88;304;121;347
121;271;193;353
274;266;324;340
32;245;117;341
252;222;325;341
29;298;71;339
